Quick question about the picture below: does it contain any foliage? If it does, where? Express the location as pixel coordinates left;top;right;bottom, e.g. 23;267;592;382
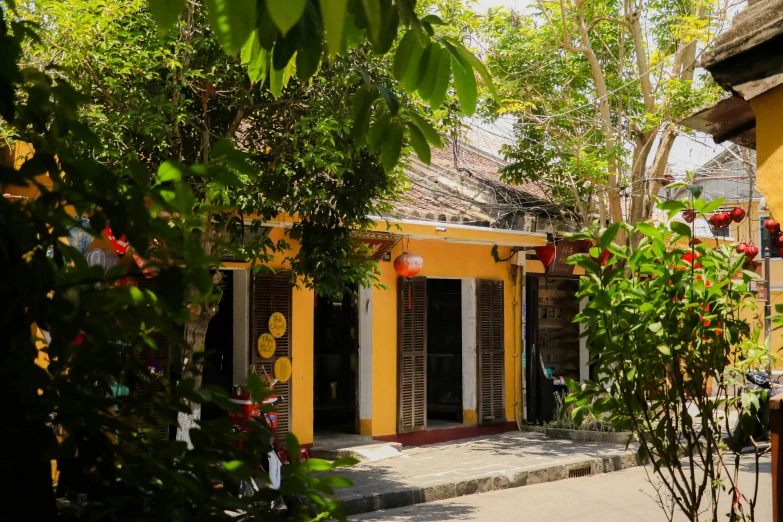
549;380;618;432
0;0;490;519
565;190;772;520
477;0;726;228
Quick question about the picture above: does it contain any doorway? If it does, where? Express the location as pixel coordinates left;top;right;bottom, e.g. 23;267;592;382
313;289;359;434
426;279;463;427
202;270;234;421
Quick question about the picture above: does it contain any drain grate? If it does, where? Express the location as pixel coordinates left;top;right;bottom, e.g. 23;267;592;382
568;466;593;479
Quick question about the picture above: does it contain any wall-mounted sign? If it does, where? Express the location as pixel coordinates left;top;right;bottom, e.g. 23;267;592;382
257;333;276;359
268;312;287;338
353;232;399;261
547;240;588;276
274;357;292;383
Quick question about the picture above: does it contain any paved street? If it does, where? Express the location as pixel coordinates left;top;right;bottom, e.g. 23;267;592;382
326;431;641;514
349;457;773;521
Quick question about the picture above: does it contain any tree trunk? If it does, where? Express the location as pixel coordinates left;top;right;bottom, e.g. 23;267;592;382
176;270;223;447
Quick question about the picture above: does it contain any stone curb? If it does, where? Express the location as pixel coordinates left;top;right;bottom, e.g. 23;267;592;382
338;452;644;516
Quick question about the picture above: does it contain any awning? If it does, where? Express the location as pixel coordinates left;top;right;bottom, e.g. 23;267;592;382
679;96;756;149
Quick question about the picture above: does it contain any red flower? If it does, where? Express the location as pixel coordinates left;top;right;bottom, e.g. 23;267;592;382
74;332;86;346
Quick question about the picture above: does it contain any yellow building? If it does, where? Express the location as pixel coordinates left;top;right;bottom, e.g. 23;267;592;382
680;0;783;369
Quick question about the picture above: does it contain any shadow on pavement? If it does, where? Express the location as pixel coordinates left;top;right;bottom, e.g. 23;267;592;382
348;502;475;521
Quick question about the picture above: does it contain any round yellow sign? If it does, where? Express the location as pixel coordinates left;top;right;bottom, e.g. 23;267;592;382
268;312;287;338
274;357;292;383
257;333;276;359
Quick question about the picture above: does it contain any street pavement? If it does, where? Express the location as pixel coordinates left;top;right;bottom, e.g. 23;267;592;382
326;431;641;514
348;457;773;521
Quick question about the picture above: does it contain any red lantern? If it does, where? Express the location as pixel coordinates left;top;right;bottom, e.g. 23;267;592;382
105;225;129;256
682;209;696;223
744;244;759;261
778;247;783;258
764;219;780;234
534;244;556;269
709;214;721;228
393;252;423;278
719;212;732;228
736;242;748;254
661;173;674;187
690;238;702;246
729;207;745;223
774;234;783;248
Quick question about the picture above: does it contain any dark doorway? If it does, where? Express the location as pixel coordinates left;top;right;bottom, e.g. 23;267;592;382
202;270;234;421
313;289;358;434
426;279;462;425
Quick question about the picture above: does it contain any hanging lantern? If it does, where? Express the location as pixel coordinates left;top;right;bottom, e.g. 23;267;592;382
729;207;746;223
744;244;760;261
736;242;748;254
774;234;783;248
393;252;423;278
661;173;674;187
534;243;556;269
682;209;696;223
105;225;129;256
764;219;780;234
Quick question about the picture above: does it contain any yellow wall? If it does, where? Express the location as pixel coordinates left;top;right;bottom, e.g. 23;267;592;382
369;239;520;436
753;84;783;229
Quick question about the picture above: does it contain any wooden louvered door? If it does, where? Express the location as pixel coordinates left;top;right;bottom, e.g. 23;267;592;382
251;272;292;437
477;279;505;424
397;276;427;433
133;276;171;445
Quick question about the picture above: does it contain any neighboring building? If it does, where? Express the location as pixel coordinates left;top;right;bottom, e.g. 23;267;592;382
680;0;783;369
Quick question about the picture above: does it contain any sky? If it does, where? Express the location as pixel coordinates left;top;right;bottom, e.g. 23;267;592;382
467;0;727;175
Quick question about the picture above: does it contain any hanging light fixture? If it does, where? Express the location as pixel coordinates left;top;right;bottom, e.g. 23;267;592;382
534;243;556;269
394;238;424;309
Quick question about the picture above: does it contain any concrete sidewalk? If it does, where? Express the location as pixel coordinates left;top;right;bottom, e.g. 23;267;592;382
325;431;642;516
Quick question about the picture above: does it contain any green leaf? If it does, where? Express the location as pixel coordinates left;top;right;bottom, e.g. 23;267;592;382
361;0;381;42
322;475;353;488
636;222;658;237
206;0;257;56
421;14;446;25
657;200;686;213
452;41;497;100
599;222;621;251
701;198;726;215
373;6;399;55
367;113;391;153
657;345;671;355
305;458;333;471
241;30;260;65
296;40;323;82
320;0;348;56
351;85;378;145
267;0;306;36
670;221;692;237
247;47;269;84
378;85;399;116
649;322;662;333
639;303;654;313
403;42;429;92
405;111;442;148
429;46;451;110
269;52;296;98
286;433;301;462
417;43;442;101
147;0;186;32
407;123;431;165
381;121;404;173
223;460;251;478
157;161;183;183
393;31;419;82
687;184;704;198
451;56;476;115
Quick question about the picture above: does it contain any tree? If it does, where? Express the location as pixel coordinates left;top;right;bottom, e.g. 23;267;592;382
479;0;726;230
0;0;492;517
15;0;494;443
567;191;770;521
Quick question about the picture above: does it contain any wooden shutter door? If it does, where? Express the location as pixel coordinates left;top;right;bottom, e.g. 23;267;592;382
477;279;505;424
252;272;292;436
397;276;427;433
133;276;171;446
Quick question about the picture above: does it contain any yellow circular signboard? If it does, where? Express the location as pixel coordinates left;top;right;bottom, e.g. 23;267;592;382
257;333;276;359
268;312;287;338
274;357;292;383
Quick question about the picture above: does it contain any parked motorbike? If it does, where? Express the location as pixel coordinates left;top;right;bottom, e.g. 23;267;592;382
728;370;780;451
